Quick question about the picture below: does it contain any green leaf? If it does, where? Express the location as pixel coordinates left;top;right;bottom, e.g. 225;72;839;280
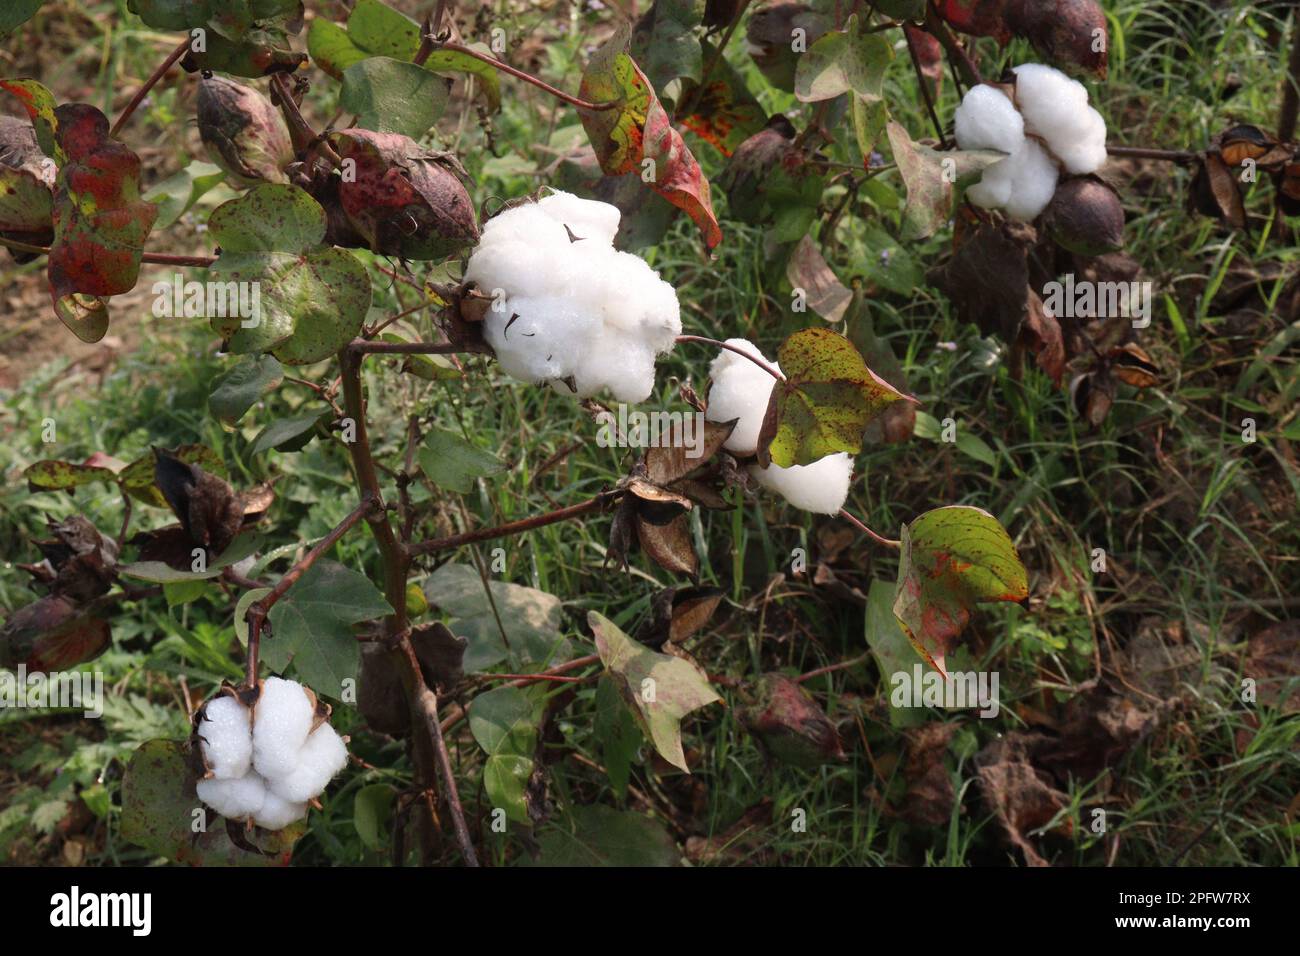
126;0;302;41
631;0;705;96
524;804;679;866
121;739;303;865
145;161;225;230
892;506;1028;674
864;578;923;729
263;559;393;694
418;427;504;493
423;563;569;670
207;184;372;365
886;121;1004;241
181;28;307;77
423;45;501;113
23;459;119;493
590;611;719;773
163;578;208;607
353;783;396;850
595;674;641;798
758;327;913;468
249;409;328;455
0;1;46;40
470;684;543;825
794;16;893;103
209;354;284;426
340;57;449;138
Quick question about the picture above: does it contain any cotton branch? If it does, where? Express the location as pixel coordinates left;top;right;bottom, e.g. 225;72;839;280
110;36;192;137
242;494;379;686
422;35;620;112
410;495;611;555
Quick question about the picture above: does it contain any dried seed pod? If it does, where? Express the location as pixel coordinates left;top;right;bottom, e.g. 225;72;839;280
1069;370;1113;427
1110;342;1159;388
329;128;480;260
197;73;294;188
1044;175;1125;256
1007;0;1109;78
738;673;845;768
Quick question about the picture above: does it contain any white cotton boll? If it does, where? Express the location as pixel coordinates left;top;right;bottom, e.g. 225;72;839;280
705;338;780;456
999;140;1060;221
252;677;315;780
464;191;681;402
196;772;266;820
267;723;349;803
953;84;1024;155
1051;106;1109;174
253;790;307;831
197;695;253;780
1011;64;1089;130
750;452;854;515
537;190;620;245
966;164;1015;210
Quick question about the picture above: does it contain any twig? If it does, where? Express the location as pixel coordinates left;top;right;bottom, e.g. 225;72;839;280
411;495;610;554
905;22;948;147
0;235;216;266
348;339;466;355
422;38;620;112
794;652;871;683
110;36;191;137
1106;145;1198;163
242;494;378;685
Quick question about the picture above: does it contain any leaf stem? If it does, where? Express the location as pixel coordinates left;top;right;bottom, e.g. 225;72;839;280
423;38;620;112
0;235;216;266
675;334;786;381
838;507;901;548
904;20;948;148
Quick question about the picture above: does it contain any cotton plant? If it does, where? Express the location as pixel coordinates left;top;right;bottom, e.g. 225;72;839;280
464;190;682;404
195;677;348;831
705;338;855;515
955;63;1109;221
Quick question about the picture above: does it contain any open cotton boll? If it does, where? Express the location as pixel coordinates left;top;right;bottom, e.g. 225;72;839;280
196;772;266;820
705;338;780;456
266;723;349;803
251;677;315;780
197;695;253;779
1050;106;1108;175
465;190;681;402
953;84;1024;154
998;140;1061;221
253;790;307;831
750;452;854;515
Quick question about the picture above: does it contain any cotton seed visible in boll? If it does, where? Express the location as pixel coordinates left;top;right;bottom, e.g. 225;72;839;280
464;190;682;404
750;452;855;515
197;694;253;780
705;337;780;456
251;676;316;780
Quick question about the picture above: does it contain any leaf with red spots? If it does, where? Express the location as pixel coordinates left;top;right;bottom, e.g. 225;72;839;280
676;39;766;157
47;104;157;342
756;327;915;469
1;77;61;160
892;506;1028;674
578;27;722;249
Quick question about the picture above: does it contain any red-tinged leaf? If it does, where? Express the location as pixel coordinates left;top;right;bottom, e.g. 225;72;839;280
677;40;766;157
892;506;1028;674
578;27;722;249
24;458;119;493
757;327;914;468
47;104;157;342
0;77;61;160
0;595;111;671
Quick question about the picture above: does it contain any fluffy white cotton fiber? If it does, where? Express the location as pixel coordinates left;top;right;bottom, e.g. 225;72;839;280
195;678;347;831
955;64;1107;221
464;190;682;404
706;338;779;456
705;339;854;514
750;452;855;515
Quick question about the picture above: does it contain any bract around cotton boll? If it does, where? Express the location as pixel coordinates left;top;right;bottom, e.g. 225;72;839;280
193;677;348;831
464;190;682;404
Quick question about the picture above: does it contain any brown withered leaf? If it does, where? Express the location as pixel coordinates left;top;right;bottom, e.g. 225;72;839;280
0;595;111;671
901;722;958;827
1243;620;1300;713
411;621;468;692
636;513;699;580
357;642;410;736
787;235;852;324
642;418;736;487
638;585;725;649
1189;151;1247;229
32;515;118;603
974;732;1070;866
